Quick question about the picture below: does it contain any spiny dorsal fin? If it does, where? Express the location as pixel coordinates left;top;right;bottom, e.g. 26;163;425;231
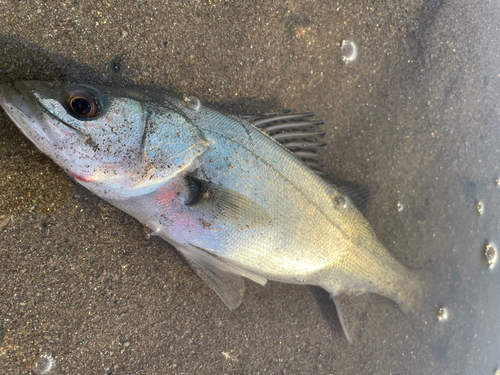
243;111;326;173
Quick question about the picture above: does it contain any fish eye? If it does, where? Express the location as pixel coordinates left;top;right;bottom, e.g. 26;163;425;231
66;89;101;119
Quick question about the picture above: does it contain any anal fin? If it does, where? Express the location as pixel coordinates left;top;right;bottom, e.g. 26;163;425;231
332;292;367;344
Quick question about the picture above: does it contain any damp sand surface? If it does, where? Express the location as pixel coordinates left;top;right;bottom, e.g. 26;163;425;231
1;1;500;374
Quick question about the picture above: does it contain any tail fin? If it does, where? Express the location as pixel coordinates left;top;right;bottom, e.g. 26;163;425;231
392;271;423;314
331;271;423;344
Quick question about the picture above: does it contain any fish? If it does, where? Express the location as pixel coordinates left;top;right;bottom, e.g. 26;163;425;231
0;81;422;342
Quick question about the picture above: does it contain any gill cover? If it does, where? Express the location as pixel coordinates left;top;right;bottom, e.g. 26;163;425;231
138;104;209;195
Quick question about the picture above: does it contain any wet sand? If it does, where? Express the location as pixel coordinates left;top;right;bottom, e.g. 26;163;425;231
1;1;500;374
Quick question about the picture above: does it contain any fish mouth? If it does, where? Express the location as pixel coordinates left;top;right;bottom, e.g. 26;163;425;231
0;82;53;148
0;81;49;108
0;81;82;173
0;82;38;119
0;80;78;145
0;81;65;121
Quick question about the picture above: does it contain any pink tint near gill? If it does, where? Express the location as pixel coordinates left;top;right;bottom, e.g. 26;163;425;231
154;186;200;229
155;187;178;205
60;128;74;136
73;173;95;183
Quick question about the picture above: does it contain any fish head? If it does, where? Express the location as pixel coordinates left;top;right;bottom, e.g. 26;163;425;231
0;81;208;199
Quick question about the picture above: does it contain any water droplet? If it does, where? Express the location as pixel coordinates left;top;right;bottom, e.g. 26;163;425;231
30;352;55;375
146;226;159;235
336;196;348;209
144;224;160;239
484;242;498;269
476;200;484;215
397;202;404;212
436;307;448;321
494;178;500;186
185;96;201;111
341;39;357;64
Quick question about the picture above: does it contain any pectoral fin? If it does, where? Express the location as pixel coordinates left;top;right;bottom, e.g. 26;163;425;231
185;175;272;228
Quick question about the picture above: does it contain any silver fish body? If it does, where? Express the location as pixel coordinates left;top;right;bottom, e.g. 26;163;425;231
0;81;421;342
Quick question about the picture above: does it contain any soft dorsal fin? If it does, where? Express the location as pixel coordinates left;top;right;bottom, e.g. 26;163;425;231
338;183;371;213
319;174;372;214
242;111;326;174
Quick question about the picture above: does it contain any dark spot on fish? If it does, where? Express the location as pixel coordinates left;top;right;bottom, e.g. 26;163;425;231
85;137;100;151
185;176;218;206
185;176;210;206
198;218;213;229
186;176;203;206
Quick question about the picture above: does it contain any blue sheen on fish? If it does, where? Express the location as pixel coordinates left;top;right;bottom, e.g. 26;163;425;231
0;81;422;343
